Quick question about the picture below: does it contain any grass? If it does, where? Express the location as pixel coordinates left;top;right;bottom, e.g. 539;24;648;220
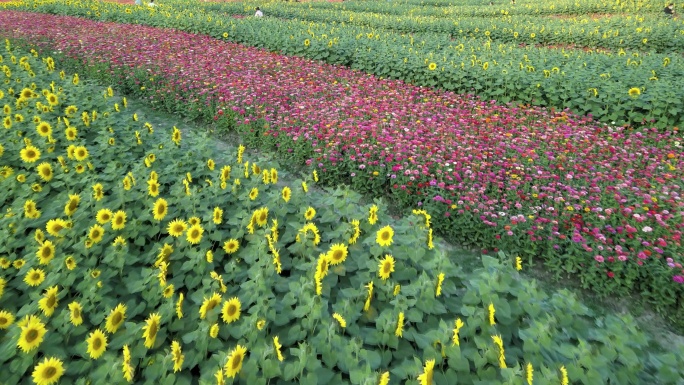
124;86;684;356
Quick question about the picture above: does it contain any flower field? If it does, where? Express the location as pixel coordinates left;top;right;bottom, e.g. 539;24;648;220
0;4;682;328
5;0;684;128
3;42;683;385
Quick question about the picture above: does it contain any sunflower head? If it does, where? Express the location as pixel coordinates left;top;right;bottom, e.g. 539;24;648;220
221;297;241;324
224;345;247;378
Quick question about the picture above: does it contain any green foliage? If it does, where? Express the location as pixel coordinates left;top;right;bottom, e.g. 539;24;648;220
1;45;682;385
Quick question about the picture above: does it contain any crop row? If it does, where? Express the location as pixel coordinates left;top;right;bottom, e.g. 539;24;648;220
5;0;684;128
204;1;684;53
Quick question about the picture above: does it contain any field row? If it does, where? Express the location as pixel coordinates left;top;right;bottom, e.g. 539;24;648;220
205;1;684;53
6;0;684;128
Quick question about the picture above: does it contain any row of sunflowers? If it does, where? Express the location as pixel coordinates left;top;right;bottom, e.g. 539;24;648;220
1;39;683;385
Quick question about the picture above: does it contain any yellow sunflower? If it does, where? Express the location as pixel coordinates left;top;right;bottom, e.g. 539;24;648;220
417;359;435;385
92;183;104;201
378;255;395;281
213;207;223;224
221;297;241;324
65;105;77;116
278;186;291;202
36;240;55;265
17;315;47;352
171;341;184;372
167;219;187;237
20;145;41;163
105;304;126;334
255;207;269;227
304;207;316;221
13;259;25;269
222;239;240;254
24;267;46;287
142;313;161;349
147;180;160;197
199;293;222;319
24;200;40;219
0;310;15;329
38;285;59;317
628;87;641;97
65;256;77;270
68;301;83;326
36;121;52;137
376;225;394;247
36;162;53;182
327;243;348;265
96;209;113;224
31;356;64;385
73;145;89;161
45;218;67;237
152;198;168;221
249;187;258;201
88;224;105;244
186;224;204;245
64;194;80;216
332;313;346;328
163;284;174;298
86;329;108;359
65;126;77;141
210;323;220;338
111;210;127;230
270;168;278;184
273;336;284;361
224;345;247;378
428;62;437;71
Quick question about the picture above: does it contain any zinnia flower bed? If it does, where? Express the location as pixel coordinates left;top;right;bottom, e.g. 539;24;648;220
5;43;684;385
0;11;681;328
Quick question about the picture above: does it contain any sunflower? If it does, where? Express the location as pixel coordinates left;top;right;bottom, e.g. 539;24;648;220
332;313;346;328
38;286;59;317
147;180;160;197
34;162;53;182
88;224;105;244
65;105;77;116
0;310;15;329
302;181;308;193
31;356;64;385
378;255;395;280
379;372;390;385
327;244;348;265
17;315;47;352
221;297;241;324
25;267;46;287
417;359;435;385
209;323;220;338
36;240;55;265
24;200;41;219
86;329;108;359
109;210;126;230
105;304;126;334
66;301;83;326
64;194;80;216
152;198;168;221
304;207;316;221
186;224;204;245
64;256;77;270
36;121;52;137
376;225;394;247
249;187;258;201
13;259;25;269
628;87;641;97
428;62;437;71
20;145;41;163
14;113;24;122
199;293;222;319
46;218;67;237
162;340;182;373
171;126;181;145
175;292;184;319
255;207;269;227
2;116;11;129
95;209;113;225
167;219;187;237
0;258;10;269
32;183;43;193
122;345;134;381
223;239;240;254
163;284;175;298
73;146;89;161
213;207;223;225
142;313;161;349
92;183;104;201
272;336;284;362
224;345;247;378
